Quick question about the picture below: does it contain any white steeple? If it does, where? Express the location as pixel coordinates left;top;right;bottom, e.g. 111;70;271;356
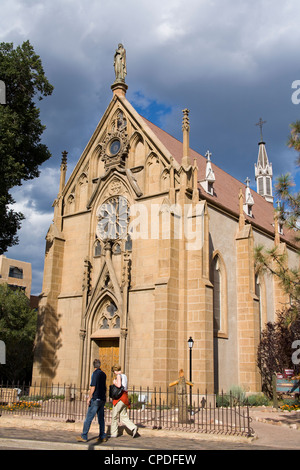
254;118;273;203
200;150;215;195
243;177;254;216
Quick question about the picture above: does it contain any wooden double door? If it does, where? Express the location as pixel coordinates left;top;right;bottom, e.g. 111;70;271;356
97;338;119;387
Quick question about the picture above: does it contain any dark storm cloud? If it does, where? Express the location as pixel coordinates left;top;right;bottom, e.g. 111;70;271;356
1;0;300;294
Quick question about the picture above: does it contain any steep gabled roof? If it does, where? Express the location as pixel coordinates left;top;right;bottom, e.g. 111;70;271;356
142;117;297;249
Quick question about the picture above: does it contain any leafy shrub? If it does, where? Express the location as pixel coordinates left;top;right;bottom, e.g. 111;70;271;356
216;394;230;407
246;394;270;407
257;309;300;399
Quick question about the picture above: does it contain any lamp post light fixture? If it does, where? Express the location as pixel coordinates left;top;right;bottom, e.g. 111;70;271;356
188;336;194;409
188;336;194;350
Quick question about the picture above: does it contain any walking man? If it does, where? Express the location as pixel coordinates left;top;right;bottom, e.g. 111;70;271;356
77;359;107;443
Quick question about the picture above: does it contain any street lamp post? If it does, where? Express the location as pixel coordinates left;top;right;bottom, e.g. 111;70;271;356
188;336;194;410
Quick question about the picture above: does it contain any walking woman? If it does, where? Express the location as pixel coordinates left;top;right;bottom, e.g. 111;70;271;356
110;364;138;438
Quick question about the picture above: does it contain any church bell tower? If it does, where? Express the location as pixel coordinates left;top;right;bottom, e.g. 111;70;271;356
254;118;273;204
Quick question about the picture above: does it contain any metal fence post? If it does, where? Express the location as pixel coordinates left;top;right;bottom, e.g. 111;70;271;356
272;374;278;409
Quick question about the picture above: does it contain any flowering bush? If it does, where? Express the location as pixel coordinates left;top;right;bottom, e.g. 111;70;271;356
280;403;300;412
0;401;41;412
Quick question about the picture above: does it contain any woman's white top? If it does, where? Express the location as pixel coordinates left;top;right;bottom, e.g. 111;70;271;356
121;374;128;391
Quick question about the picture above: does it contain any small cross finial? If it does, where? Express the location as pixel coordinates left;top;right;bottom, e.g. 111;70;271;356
205;150;212;160
256;117;267;142
245;177;250;187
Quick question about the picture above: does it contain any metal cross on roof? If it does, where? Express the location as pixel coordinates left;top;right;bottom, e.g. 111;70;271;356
256;118;267;142
205;150;212;160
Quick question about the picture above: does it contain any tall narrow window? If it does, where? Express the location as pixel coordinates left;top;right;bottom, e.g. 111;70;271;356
211;252;228;338
258;177;264;195
213;257;221;332
255;274;263;333
94;240;101;257
266;177;271;196
125;234;132;252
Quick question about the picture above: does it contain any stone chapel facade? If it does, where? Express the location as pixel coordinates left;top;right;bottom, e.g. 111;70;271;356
32;53;299;394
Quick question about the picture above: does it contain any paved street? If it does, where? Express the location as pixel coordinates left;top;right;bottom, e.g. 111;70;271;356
0;413;299;452
0;425;263;451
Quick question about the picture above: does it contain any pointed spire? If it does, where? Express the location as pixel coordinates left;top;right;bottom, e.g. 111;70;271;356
245;177;254;205
192;158;199;203
274;210;281;246
254;119;273;203
257;140;271;168
238;188;245;229
169;156;176;203
199;150;215;195
59;151;68;195
243;177;254;217
182;108;190;167
274;200;284;243
204;150;215;183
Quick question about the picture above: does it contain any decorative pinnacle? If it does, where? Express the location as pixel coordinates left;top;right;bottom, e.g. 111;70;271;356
61;150;68;166
59;151;68;195
182;108;190;132
182;109;190;166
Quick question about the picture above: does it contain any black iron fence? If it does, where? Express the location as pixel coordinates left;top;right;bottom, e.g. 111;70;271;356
0;383;254;437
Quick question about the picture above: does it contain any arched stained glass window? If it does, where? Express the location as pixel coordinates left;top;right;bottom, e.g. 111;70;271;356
99;301;120;330
211;252;228;338
213;257;221;332
94;240;101;257
125;234;132;252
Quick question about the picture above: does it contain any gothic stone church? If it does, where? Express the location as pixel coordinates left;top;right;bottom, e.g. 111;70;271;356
32;51;298;395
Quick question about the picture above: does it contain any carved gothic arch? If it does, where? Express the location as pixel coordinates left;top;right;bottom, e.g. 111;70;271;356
76;171;89;211
129;130;144;147
145;151;160;194
86;254;123;318
90;142;105;180
254;271;267;330
128;131;145;168
160;166;170;192
88;168;135;210
88;292;120;337
65;192;75;215
81;289;121;388
109;108;127;133
145;151;159;166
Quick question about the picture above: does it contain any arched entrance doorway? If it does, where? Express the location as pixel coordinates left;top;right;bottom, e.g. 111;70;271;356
90;299;121;386
92;337;119;387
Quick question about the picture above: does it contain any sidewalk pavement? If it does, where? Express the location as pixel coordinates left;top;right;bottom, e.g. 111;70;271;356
0;407;299;451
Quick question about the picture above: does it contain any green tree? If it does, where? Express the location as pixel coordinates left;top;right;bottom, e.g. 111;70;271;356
288;120;300;157
255;122;300;393
255;121;300;316
257;310;300;398
0;283;37;383
0;40;54;253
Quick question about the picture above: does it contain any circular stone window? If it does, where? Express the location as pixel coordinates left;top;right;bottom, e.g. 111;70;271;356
109;138;121;156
